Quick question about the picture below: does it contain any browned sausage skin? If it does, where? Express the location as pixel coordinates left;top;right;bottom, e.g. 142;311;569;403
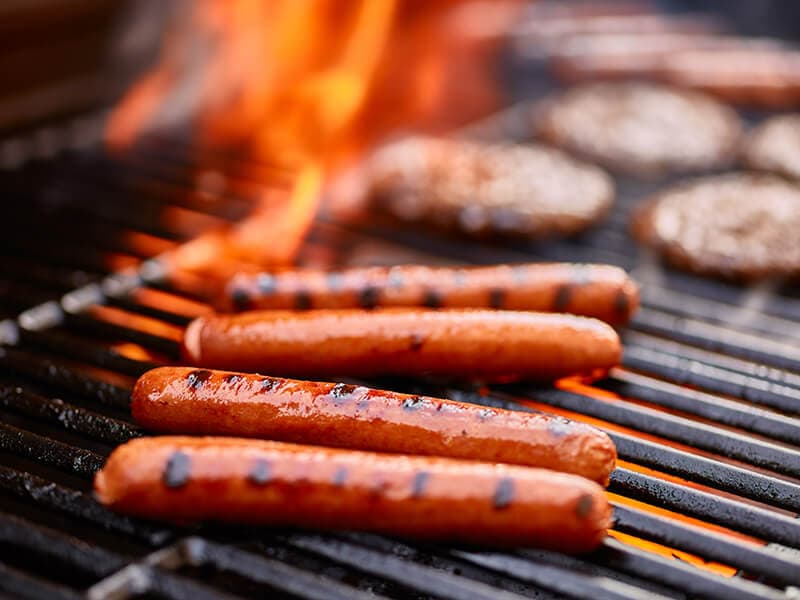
182;309;622;382
133;367;616;484
222;263;639;325
94;436;612;552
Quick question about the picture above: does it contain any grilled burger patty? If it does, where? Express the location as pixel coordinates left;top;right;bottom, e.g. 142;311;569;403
632;173;800;280
365;137;614;239
742;114;800;181
535;82;743;176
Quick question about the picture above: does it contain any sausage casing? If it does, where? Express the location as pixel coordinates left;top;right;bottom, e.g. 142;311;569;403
94;436;612;552
133;367;616;484
182;309;622;381
222;263;639;325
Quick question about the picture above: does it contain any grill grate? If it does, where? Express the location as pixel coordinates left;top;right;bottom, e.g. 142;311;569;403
1;56;800;600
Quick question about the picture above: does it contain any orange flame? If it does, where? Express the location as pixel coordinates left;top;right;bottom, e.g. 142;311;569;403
107;1;517;273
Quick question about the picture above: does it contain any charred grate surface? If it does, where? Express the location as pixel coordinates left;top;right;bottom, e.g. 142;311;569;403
2;27;800;600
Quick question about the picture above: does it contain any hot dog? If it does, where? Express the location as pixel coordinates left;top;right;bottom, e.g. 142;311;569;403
94;436;612;552
222;263;639;325
133;367;616;484
182;309;622;381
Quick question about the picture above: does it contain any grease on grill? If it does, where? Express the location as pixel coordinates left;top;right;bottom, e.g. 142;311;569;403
163;451;191;488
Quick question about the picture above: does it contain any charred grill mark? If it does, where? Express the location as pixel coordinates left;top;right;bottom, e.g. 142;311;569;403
553;284;572;311
187;370;213;390
493;477;515;509
402;396;426;411
477;408;496;422
332;466;348;487
330;382;357;400
358;286;380;309
548;416;574;438
411;471;430;498
576;494;594;519
163;451;191;488
223;373;243;384
409;333;426;351
489;288;506;309
256;273;277;295
231;288;251;311
261;377;279;392
326;272;344;291
423;290;442;308
387;269;404;289
248;459;272;485
295;291;312;310
614;288;630;315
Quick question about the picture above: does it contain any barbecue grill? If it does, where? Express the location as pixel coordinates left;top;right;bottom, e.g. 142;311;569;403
1;3;800;600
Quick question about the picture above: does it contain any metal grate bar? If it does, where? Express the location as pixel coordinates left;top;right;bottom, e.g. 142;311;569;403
608;432;800;512
0;384;140;444
621;344;800;415
588;538;789;600
610;469;800;548
450;551;672;600
62;312;182;360
191;538;386;600
0;346;131;409
0;465;170;545
0;422;104;479
598;370;800;446
612;505;800;587
0;513;127;580
18;329;156;377
631;308;800;373
0;561;83;600
522;387;800;478
287;534;536;600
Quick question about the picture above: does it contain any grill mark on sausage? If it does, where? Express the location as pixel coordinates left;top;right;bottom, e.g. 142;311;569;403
387;269;404;289
493;477;515;509
231;288;251;311
358;286;380;309
223;373;243;384
411;471;430;498
489;288;506;309
576;494;594;519
553;284;572;311
409;333;426;351
261;378;279;392
163;451;191;488
187;370;213;389
332;466;348;487
294;291;312;310
423;290;442;308
326;272;344;291
330;382;357;400
256;274;277;295
248;459;272;485
402;396;426;411
477;408;496;422
614;289;630;315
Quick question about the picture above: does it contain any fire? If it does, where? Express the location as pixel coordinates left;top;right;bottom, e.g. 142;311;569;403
107;0;517;276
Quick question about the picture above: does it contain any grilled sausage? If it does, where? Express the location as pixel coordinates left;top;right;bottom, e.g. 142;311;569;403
133;367;616;484
222;263;639;325
94;436;612;552
182;309;622;381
